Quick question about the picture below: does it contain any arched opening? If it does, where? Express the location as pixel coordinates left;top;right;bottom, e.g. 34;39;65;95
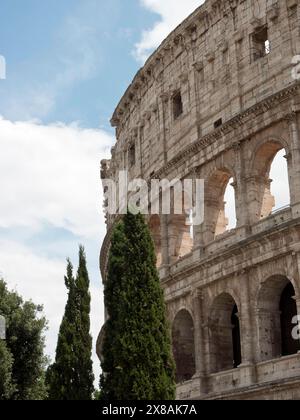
224;178;237;231
280;282;300;357
251;142;290;222
168;188;194;263
149;215;162;268
257;275;300;362
204;169;237;242
269;149;290;212
209;293;242;373
172;310;196;383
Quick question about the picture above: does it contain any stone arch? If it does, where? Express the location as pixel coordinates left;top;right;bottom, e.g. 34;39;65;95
208;292;242;373
249;139;291;222
148;215;162;267
172;309;196;383
250;137;290;174
257;275;300;362
203;167;237;243
168;179;194;263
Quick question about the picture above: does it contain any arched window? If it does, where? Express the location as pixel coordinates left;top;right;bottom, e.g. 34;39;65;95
224;177;237;231
257;276;300;361
204;169;237;242
172;310;196;383
269;149;290;212
209;293;242;373
251;142;290;222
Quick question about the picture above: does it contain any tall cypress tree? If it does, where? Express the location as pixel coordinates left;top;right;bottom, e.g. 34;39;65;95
100;212;176;400
46;260;79;400
74;246;94;400
47;248;94;400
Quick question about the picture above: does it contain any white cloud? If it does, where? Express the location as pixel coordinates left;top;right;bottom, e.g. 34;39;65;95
0;117;114;384
0;118;113;239
135;0;204;63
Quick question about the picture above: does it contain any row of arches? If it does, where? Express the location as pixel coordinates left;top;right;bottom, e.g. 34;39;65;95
149;140;291;265
172;276;300;384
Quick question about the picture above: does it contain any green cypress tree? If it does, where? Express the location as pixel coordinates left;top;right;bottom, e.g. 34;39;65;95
47;250;94;400
74;246;94;400
100;212;176;400
47;260;79;400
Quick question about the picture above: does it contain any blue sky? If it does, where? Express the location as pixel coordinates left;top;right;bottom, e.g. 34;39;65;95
0;0;204;384
0;0;157;128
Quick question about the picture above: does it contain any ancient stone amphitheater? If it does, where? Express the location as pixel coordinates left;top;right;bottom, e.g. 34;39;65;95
98;0;300;400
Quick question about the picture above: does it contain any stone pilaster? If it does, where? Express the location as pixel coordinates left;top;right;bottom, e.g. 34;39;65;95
160;214;170;278
192;290;209;394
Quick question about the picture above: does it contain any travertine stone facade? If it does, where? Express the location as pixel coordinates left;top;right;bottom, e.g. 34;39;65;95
98;0;300;400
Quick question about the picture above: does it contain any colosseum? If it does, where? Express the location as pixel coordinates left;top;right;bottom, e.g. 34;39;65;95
98;0;300;400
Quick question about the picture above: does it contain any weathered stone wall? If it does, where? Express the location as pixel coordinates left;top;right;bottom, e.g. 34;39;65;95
99;0;300;400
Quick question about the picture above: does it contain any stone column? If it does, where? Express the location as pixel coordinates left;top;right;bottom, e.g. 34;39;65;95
245;175;273;225
240;273;256;368
233;143;249;233
287;113;300;214
138;121;145;178
160;214;170;278
192;171;205;259
192;290;207;394
199;198;219;245
159;93;170;165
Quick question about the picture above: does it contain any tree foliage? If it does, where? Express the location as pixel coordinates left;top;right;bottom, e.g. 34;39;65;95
0;279;48;400
47;247;94;400
0;339;15;400
100;213;176;400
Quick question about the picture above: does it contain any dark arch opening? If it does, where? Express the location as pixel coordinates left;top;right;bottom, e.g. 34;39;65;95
231;305;242;368
280;282;300;357
172;310;196;383
258;276;300;361
209;294;242;373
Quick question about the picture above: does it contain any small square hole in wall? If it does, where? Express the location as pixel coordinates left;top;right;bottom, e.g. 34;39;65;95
252;26;270;61
173;91;183;120
214;118;223;129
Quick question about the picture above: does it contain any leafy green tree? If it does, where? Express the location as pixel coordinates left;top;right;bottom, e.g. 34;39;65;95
47;248;94;400
0;279;48;400
100;213;176;400
0;339;15;400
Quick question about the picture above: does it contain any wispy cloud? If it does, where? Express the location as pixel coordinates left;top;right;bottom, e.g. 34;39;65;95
0;118;112;238
134;0;203;63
